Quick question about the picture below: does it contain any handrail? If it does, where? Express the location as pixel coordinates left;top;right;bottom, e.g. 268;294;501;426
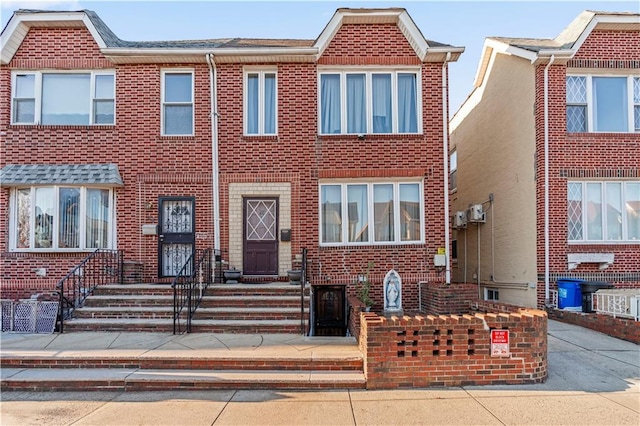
172;248;213;334
56;249;124;333
300;247;308;335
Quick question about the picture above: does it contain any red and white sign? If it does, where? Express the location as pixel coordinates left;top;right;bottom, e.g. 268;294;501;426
490;330;510;357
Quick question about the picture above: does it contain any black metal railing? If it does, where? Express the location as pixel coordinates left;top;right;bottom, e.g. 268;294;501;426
57;249;124;333
172;248;213;334
300;247;308;335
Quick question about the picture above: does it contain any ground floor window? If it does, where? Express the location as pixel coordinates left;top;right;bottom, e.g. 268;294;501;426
319;180;423;245
11;186;114;250
484;288;499;301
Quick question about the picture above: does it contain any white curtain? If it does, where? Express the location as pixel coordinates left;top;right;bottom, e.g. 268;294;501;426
321;74;341;134
398;73;417;133
347;74;366;134
264;73;276;134
247;74;259;134
372;74;392;133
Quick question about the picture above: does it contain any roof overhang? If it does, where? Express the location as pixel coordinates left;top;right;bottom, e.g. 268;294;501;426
0;164;124;187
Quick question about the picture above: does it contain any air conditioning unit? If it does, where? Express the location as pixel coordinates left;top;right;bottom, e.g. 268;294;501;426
467;204;486;223
452;211;467;229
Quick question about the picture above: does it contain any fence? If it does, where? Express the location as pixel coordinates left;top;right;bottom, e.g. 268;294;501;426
1;299;58;333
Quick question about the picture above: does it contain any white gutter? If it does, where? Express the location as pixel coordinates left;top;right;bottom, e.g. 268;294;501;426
206;53;221;254
543;55;555;306
442;51;452;284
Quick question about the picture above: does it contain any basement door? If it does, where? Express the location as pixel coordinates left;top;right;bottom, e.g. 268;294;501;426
158;197;195;277
243;198;278;276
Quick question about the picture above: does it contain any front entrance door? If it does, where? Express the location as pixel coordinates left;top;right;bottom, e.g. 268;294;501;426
243;198;278;275
158;197;195;277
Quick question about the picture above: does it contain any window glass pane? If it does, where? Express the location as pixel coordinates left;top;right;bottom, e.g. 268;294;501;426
95;75;114;99
42;74;90;125
400;183;420;241
605;183;622;240
347;185;368;242
59;188;80;248
35;187;54;248
566;76;586;103
164;105;193;135
164;73;192;102
247;74;259;134
14;99;35;123
346;74;366;134
264;73;276;134
321;74;341;134
86;189;110;248
372;74;392;133
16;74;35;97
94;100;114;124
17;189;31;248
373;184;394;241
321;185;342;243
593;77;627;132
567;105;587;132
626;182;640;240
397;73;417;133
586;183;603;240
635;106;640;132
567;182;583;240
634;77;640;131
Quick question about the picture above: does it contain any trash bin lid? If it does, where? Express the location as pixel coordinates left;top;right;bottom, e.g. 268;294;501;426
579;281;614;292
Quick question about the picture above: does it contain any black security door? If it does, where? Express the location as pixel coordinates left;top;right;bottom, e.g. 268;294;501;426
158;197;195;277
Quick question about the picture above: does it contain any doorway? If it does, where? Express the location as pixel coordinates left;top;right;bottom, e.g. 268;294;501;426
158;197;195;277
243;197;278;275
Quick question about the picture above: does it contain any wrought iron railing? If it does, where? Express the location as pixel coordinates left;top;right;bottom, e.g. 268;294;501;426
57;249;124;333
172;248;213;334
300;247;308;335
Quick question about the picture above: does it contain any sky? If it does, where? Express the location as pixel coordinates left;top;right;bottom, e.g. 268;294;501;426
1;0;638;113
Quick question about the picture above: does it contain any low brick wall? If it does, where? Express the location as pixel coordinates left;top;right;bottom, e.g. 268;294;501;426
359;309;547;389
0;280;59;301
420;282;478;315
548;308;640;344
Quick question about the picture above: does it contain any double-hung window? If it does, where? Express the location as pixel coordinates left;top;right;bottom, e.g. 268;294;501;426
319;69;420;135
162;70;194;136
11;186;114;251
567;181;640;242
566;75;640;132
320;181;423;245
244;69;277;135
11;71;115;125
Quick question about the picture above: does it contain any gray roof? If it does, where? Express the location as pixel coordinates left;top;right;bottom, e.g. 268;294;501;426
0;164;124;187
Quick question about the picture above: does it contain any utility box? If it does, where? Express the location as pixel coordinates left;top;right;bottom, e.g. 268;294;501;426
467;204;486;223
142;224;158;235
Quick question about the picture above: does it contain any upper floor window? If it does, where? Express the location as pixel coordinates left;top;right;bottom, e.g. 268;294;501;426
567;181;640;243
567;75;640;133
449;150;458;191
320;181;423;246
10;186;114;251
244;69;277;135
319;69;420;135
11;71;115;125
162;70;193;136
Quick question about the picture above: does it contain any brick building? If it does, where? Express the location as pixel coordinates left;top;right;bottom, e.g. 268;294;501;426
0;8;463;311
450;11;640;308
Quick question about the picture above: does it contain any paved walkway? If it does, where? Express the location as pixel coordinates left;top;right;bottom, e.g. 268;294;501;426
1;320;638;425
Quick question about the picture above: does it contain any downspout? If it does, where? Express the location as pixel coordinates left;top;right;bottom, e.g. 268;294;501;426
442;51;452;284
543;55;555;306
207;53;221;254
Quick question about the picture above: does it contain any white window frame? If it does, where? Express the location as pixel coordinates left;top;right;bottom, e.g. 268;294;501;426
484;288;499;301
567;180;640;244
161;69;194;136
318;67;422;135
566;74;640;133
9;186;115;252
449;150;457;192
10;70;115;125
243;68;278;136
319;180;425;246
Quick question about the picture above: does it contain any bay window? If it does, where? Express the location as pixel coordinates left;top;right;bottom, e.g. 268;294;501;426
245;69;277;135
567;181;640;242
11;186;114;250
320;181;423;245
162;70;193;136
566;75;640;133
11;71;115;125
319;69;420;135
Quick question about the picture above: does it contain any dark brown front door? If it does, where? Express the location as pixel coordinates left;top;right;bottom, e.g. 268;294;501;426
158;197;195;277
243;198;278;275
314;285;346;336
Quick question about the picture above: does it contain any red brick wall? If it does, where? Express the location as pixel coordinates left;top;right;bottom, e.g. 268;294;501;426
534;28;640;308
420;282;478;315
360;309;548;389
548;308;640;344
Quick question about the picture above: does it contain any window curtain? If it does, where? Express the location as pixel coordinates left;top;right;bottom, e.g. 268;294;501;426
59;188;80;248
605;183;622;240
593;77;627;132
397;73;417;133
586;183;603;240
86;189;109;248
321;75;341;134
347;74;366;134
373;184;394;241
17;189;31;248
247;74;259;134
321;185;342;243
626;183;640;240
399;184;420;241
372;74;392;133
264;73;276;134
347;185;368;242
34;187;54;248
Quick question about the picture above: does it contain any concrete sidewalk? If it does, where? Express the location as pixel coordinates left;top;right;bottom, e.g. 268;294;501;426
1;320;638;425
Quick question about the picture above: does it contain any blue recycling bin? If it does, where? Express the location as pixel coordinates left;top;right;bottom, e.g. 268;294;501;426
557;278;583;309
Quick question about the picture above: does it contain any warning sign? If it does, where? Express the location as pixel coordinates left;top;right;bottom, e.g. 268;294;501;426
491;329;510;357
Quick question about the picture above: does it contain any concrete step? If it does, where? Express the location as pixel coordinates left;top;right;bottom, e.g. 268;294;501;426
74;307;173;320
92;284;174;296
83;295;174;308
198;295;306;309
194;307;306;321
